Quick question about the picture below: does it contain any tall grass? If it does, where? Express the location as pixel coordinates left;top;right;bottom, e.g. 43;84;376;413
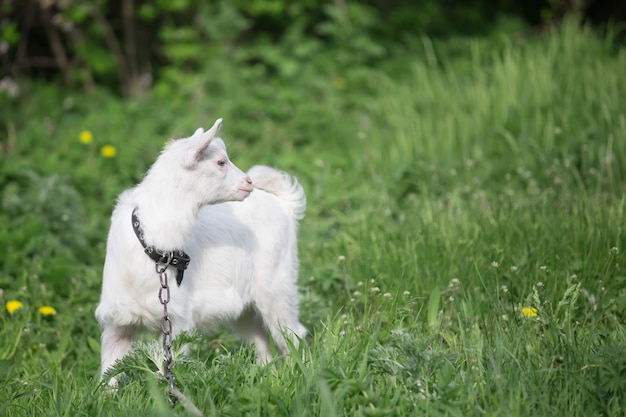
377;19;624;189
1;19;625;416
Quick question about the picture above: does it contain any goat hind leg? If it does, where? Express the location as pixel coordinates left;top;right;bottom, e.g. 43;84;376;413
256;299;307;357
233;308;274;365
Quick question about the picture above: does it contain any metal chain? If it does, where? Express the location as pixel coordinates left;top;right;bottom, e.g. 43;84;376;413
156;253;177;406
155;253;204;416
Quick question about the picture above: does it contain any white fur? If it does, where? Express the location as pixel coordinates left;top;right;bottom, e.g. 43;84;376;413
95;119;306;380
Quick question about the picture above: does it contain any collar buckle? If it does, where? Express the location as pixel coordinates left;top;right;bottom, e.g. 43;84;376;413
132;207;191;286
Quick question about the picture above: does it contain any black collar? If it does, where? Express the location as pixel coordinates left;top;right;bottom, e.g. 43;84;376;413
131;207;191;286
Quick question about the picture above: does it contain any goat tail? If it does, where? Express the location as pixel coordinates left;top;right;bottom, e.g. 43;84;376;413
247;165;306;220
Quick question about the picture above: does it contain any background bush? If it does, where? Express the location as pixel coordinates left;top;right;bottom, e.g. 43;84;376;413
1;0;624;97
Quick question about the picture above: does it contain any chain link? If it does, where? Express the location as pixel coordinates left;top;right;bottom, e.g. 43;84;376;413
155;254;203;416
156;254;177;406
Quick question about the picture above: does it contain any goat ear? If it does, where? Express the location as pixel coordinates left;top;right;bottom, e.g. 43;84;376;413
195;118;223;159
182;119;223;169
205;118;222;139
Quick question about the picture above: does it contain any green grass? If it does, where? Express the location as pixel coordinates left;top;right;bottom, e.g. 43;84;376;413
1;18;626;416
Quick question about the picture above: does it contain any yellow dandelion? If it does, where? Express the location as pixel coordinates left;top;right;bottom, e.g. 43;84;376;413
100;145;118;158
521;306;538;318
38;305;57;317
6;300;24;314
79;130;93;144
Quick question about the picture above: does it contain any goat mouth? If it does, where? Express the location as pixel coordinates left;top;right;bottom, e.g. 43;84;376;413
239;186;253;194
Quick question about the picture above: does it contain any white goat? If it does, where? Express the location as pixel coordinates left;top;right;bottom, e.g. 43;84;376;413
95;119;307;380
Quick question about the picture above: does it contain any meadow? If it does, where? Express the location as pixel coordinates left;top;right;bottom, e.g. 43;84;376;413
1;18;625;416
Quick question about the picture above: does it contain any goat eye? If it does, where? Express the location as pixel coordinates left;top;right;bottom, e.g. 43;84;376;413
217;159;227;167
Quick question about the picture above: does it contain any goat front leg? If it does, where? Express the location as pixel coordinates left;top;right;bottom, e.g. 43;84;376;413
100;325;136;385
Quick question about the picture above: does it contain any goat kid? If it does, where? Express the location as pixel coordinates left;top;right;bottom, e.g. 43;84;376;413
96;119;307;381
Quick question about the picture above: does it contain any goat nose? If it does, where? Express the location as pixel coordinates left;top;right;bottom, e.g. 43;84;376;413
245;175;252;184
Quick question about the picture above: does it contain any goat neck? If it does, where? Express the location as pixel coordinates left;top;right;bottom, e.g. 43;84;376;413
131;179;200;251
